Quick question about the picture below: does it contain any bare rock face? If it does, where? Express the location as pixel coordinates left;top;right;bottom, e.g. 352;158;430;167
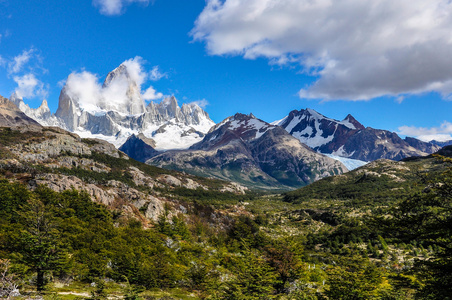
0;95;41;128
10;93;53;122
119;133;159;162
276;108;440;162
31;173;117;206
0;123;249;226
157;174;182;187
149;113;347;190
102;64;146;115
144;196;165;222
49;65;215;149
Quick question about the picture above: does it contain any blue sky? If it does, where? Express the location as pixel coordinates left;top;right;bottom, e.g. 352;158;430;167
1;0;452;141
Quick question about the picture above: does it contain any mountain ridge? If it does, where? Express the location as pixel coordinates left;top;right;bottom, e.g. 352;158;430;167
10;62;215;150
148;113;347;190
275;108;440;161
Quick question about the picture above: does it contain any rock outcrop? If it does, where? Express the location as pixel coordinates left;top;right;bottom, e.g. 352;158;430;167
119;133;159;162
0;95;41;128
0;123;248;223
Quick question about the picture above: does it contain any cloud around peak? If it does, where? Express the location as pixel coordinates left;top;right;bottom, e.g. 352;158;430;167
192;0;452;101
63;57;164;113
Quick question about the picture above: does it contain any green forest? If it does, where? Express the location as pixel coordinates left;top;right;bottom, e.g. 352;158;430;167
0;152;451;299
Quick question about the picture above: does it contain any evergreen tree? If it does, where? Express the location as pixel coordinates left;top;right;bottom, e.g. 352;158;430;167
391;156;452;299
18;197;64;291
220;248;278;299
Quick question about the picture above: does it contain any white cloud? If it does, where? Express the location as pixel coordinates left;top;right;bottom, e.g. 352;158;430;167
189;99;209;109
8;48;34;74
64;71;103;112
121;56;148;87
93;0;149;16
63;57;164;112
0;48;49;100
149;66;167;81
13;73;48;99
193;0;452;101
142;86;163;100
57;79;67;88
398;121;452;142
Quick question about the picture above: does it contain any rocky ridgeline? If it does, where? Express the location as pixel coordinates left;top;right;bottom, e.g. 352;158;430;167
276;108;440;161
149;113;347;190
10;62;215;149
0;99;247;224
0;95;41;129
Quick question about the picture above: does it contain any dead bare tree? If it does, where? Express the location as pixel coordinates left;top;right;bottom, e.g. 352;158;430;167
0;259;20;298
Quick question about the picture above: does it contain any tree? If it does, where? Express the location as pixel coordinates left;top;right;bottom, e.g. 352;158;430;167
391;156;452;299
219;248;278;299
18;197;63;291
0;259;20;298
324;258;389;299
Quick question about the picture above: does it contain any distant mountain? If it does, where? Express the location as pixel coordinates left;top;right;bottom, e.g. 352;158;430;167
9;63;214;150
0;95;41;128
275;108;440;162
148;113;347;190
119;133;159;162
430;139;452;147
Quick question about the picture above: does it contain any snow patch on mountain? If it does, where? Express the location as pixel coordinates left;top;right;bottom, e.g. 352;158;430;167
306;108;356;130
324;154;367;170
222;114;273;140
340;119;357;130
9;61;216;151
271;116;287;126
284;115;305;133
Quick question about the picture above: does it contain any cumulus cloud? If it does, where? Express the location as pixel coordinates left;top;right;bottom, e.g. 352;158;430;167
193;0;452;101
13;73;48;99
398;121;452;142
142;86;163;100
93;0;149;16
8;48;34;74
189;99;209;109
64;57;164;113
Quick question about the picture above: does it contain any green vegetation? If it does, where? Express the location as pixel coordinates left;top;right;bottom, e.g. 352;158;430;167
1;127;451;299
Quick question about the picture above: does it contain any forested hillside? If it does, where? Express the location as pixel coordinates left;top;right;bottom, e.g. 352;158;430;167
0;126;451;299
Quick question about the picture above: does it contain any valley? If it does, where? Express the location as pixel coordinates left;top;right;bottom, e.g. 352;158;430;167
0;95;451;299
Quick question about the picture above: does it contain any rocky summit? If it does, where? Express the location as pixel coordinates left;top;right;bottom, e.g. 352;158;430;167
119;133;159;162
275;108;440;162
148;113;347;190
10;63;215;150
0;95;42;129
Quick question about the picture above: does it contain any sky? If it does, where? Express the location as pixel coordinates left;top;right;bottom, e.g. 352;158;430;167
1;0;452;141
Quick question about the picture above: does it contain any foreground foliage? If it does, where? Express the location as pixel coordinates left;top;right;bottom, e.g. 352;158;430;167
0;155;451;299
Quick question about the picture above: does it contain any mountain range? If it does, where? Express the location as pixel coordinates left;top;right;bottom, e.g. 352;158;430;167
274;108;440;162
148;113;347;190
4;62;442;190
10;63;214;149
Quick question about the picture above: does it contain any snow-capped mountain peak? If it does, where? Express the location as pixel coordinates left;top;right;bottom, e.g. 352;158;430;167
342;114;365;130
277;108;439;162
12;62;215;150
